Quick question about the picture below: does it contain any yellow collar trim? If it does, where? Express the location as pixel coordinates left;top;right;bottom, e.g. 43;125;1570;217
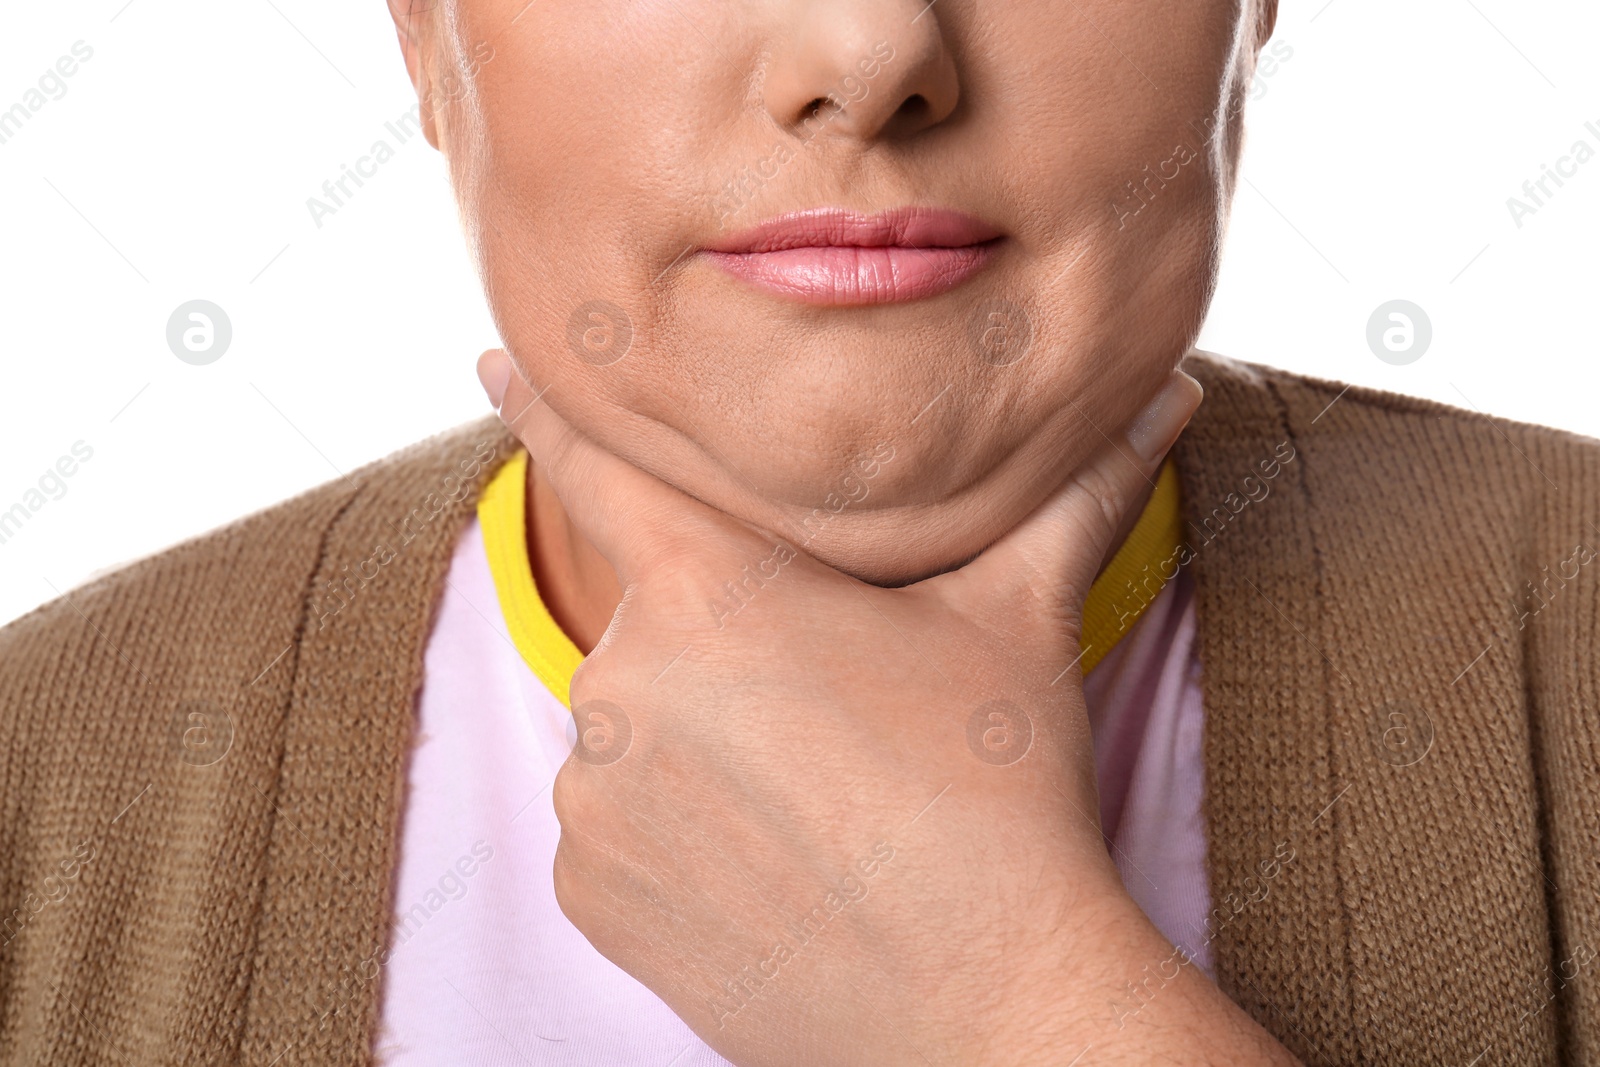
1077;456;1184;674
478;450;1182;704
477;450;585;708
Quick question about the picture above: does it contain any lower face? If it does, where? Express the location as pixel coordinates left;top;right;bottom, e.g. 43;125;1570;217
431;0;1254;584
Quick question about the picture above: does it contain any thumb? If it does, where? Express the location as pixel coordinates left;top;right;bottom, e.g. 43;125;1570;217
935;368;1202;620
477;347;514;409
474;348;738;584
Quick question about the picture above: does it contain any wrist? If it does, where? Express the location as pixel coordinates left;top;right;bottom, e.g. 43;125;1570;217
965;885;1151;1065
965;888;1300;1067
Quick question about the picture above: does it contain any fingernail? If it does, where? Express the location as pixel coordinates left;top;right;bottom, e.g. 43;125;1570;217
477;349;512;410
1126;370;1203;464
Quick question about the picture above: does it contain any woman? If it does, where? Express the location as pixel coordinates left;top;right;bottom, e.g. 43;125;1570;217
2;0;1596;1064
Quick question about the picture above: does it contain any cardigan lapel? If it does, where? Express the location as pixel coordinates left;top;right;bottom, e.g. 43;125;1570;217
1178;352;1556;1065
1174;352;1356;1062
235;418;516;1067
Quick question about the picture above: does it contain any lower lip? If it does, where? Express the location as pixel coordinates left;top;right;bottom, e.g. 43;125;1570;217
702;242;999;306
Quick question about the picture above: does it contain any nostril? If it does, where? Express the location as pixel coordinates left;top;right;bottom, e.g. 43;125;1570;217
879;94;934;138
896;94;929;121
803;95;844;122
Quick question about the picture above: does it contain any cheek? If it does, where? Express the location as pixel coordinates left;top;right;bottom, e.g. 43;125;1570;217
975;5;1237;350
443;2;747;432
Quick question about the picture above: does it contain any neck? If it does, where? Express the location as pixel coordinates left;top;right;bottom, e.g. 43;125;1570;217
524;459;1157;656
526;457;622;654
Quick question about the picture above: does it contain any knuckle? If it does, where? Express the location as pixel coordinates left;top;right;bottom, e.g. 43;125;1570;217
544;420;583;477
550;840;590;926
1078;466;1131;542
1028;573;1083;621
1051;474;1124;562
567;652;623;707
1002;565;1084;636
644;551;710;607
629;498;703;555
567;661;601;708
549;761;593;833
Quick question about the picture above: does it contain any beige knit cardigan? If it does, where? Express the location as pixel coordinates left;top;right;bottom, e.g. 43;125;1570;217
2;352;1597;1065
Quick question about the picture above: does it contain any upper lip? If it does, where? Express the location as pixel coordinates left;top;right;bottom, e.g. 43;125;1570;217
702;207;1003;254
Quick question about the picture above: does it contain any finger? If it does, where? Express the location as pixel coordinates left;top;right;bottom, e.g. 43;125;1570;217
476;347;512;408
933;368;1203;617
476;348;734;582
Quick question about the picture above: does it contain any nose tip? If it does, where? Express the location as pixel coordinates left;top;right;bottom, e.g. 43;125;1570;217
763;1;961;142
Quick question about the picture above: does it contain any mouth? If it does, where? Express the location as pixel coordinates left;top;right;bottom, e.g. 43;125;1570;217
699;207;1004;306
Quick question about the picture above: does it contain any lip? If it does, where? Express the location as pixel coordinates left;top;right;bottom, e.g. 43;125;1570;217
700;207;1003;306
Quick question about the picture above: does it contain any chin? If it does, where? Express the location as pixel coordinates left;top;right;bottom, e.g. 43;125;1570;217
747;478;1016;587
793;517;984;587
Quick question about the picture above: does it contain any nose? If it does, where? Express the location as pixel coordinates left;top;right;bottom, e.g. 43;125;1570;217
763;0;961;142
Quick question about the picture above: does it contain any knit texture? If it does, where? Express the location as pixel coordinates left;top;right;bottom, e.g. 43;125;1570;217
1;352;1596;1065
1172;356;1600;1065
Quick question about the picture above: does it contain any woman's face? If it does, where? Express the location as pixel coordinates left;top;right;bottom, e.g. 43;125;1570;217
395;0;1272;584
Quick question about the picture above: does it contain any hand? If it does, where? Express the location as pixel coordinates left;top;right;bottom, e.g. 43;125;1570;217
478;350;1297;1066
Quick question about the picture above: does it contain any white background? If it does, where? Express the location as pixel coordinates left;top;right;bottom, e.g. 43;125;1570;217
2;0;1597;626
